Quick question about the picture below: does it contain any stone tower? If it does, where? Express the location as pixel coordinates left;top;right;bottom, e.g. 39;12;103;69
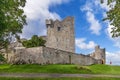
90;45;106;64
45;17;75;53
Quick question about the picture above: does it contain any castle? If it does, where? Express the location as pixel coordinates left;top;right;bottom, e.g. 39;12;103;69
0;17;106;65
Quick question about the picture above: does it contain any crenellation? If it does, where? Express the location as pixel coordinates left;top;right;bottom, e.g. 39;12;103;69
46;19;54;28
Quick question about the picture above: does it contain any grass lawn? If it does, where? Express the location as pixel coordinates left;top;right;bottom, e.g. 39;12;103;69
0;64;120;74
0;77;120;80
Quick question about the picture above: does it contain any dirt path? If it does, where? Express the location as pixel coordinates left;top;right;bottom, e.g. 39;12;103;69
0;73;120;78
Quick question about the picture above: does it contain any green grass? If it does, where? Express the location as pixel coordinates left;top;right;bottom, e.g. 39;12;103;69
0;77;120;80
0;64;120;74
89;64;120;74
0;64;92;74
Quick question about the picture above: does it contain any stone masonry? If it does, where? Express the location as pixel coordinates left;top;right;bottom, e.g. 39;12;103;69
9;46;98;65
46;17;75;53
90;45;106;64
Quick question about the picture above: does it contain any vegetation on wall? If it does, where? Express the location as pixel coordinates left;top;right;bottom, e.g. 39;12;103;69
0;53;6;63
22;35;46;48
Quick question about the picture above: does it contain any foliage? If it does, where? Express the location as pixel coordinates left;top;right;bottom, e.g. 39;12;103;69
0;39;9;49
22;35;46;48
0;0;26;49
101;0;120;37
0;54;6;62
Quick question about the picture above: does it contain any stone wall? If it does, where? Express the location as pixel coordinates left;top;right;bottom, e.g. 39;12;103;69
9;47;98;65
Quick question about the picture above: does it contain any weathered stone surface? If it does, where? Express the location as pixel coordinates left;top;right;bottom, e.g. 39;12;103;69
90;45;106;64
9;47;98;65
46;17;75;53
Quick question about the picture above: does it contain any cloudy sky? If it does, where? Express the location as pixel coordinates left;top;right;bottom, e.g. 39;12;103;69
21;0;120;65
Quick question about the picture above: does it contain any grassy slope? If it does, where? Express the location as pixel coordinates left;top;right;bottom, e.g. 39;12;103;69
0;77;120;80
0;64;120;74
89;64;120;74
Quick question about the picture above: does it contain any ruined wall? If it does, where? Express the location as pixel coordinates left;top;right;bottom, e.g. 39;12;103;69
46;17;75;53
9;47;44;64
90;45;106;64
9;47;98;65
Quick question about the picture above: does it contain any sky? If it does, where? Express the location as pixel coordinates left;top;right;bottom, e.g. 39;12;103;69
20;0;120;65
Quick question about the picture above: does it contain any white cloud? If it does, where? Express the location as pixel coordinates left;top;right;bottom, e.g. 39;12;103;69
81;3;93;12
80;1;102;35
20;0;69;38
75;38;97;50
86;11;101;35
106;51;120;65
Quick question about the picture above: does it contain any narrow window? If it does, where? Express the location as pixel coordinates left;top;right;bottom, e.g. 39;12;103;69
58;27;61;31
69;55;71;64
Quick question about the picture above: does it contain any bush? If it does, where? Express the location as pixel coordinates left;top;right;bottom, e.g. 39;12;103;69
0;53;6;63
22;35;46;48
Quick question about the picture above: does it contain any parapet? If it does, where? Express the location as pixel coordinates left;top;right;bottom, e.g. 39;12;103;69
95;45;100;50
46;19;54;28
62;16;74;22
46;19;52;25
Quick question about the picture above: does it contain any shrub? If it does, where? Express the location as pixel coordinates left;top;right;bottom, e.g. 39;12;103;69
0;53;6;63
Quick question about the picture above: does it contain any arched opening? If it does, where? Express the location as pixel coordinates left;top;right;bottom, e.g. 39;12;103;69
102;59;104;64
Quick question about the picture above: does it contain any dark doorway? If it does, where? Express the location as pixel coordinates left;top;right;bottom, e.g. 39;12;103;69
102;60;104;64
57;27;61;31
69;55;71;64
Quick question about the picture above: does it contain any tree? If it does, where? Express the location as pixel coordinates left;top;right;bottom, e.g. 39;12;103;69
101;0;120;37
0;0;26;49
22;35;46;48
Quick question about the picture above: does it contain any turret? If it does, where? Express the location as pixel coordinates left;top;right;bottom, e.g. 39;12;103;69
46;19;53;28
90;45;106;64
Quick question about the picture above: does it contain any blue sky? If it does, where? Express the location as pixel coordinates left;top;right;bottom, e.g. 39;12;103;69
21;0;120;65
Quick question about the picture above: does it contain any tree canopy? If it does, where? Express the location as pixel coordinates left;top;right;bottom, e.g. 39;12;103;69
22;35;46;48
0;0;26;49
101;0;120;37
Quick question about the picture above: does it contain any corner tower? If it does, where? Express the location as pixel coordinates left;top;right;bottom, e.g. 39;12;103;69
90;45;106;64
45;17;75;53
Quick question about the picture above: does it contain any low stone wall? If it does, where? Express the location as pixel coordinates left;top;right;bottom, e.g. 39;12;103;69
9;47;98;65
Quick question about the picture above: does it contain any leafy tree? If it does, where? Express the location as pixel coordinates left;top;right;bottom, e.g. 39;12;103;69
0;0;26;49
101;0;120;37
22;35;46;48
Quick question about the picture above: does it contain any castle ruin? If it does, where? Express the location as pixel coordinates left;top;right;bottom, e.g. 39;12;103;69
90;45;106;64
0;17;106;65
